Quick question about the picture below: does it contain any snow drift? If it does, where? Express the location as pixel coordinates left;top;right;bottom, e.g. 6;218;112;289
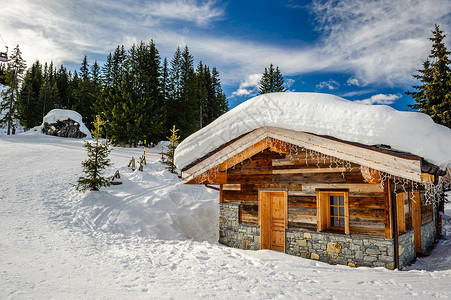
175;92;451;170
70;161;219;242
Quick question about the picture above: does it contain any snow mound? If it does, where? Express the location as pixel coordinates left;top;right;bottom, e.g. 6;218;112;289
41;109;91;137
69;161;219;241
175;92;451;170
153;140;170;152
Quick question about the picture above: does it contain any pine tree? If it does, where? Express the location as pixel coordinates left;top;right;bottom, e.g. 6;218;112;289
76;115;112;192
0;44;26;134
195;61;208;129
407;24;451;127
19;61;43;128
162;125;180;174
56;65;70;108
72;55;95;129
258;63;287;94
209;66;228;122
167;47;183;133
179;46;198;138
99;46;126;143
39;63;60;119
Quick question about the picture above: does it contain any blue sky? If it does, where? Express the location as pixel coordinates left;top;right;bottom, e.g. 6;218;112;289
1;0;451;111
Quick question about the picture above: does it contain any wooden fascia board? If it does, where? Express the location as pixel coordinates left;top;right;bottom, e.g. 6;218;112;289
182;126;423;183
265;127;422;182
182;128;270;183
217;139;269;171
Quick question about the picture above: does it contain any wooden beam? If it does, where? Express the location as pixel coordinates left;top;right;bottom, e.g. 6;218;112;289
266;127;422;182
222;184;241;191
396;193;406;233
303;183;383;194
192;170;227;184
272;158;300;166
288;190;313;197
384;180;393;239
204;184;220;191
218;139;269;172
344;192;350;235
268;138;291;154
273;167;346;174
316;191;327;232
182;126;423;184
421;173;434;183
181;128;271;183
412;191;422;253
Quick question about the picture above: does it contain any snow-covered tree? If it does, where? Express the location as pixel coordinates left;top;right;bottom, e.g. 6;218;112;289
77;115;112;192
0;44;26;134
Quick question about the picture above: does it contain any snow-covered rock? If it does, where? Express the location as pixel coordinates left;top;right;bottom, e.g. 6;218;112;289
175;92;451;170
41;109;91;138
153;140;170;152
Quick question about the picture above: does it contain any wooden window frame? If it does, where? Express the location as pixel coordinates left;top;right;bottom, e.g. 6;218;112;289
316;190;350;235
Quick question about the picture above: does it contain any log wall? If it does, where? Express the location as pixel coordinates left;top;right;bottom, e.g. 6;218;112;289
221;149;386;237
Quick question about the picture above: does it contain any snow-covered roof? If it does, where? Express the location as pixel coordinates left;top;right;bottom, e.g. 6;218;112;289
41;109;91;137
174;92;451;171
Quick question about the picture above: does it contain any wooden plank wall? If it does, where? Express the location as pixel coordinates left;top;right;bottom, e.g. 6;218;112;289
221;149;386;237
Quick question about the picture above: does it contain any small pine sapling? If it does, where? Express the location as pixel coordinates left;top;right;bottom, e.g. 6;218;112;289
76;115;112;191
162;125;180;173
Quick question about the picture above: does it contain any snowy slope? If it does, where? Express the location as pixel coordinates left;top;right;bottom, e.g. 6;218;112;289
175;92;451;170
1;132;451;299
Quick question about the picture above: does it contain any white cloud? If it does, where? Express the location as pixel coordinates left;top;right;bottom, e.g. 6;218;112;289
0;0;224;68
240;73;262;88
284;78;295;89
231;88;253;97
1;0;450;95
311;0;451;85
316;79;339;90
346;77;361;86
143;0;223;25
354;93;402;105
231;73;262;97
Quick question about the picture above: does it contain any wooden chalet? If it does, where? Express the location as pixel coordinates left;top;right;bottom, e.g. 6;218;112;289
181;126;445;269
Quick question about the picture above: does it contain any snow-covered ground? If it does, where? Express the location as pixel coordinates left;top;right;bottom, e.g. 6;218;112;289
1;132;451;299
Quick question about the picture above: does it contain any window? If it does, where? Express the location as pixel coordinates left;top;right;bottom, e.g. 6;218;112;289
329;194;345;228
317;191;349;234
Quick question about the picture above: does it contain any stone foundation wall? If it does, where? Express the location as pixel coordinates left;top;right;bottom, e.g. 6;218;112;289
218;203;400;269
398;230;415;269
218;203;260;250
285;229;394;269
421;221;436;253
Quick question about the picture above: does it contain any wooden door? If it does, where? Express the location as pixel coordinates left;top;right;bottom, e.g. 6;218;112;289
259;191;287;252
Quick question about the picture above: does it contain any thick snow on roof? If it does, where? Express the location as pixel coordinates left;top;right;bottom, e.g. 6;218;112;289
175;92;451;170
41;109;91;137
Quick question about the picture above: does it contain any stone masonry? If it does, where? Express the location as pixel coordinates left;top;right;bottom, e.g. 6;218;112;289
421;221;437;253
218;203;438;270
285;229;394;269
398;230;415;269
219;203;260;250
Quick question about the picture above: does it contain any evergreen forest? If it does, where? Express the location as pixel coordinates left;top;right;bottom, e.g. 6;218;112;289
4;41;228;145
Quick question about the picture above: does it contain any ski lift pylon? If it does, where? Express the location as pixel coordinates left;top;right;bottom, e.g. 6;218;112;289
0;46;8;62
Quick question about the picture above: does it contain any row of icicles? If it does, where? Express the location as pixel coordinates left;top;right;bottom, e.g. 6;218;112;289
194;137;444;206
